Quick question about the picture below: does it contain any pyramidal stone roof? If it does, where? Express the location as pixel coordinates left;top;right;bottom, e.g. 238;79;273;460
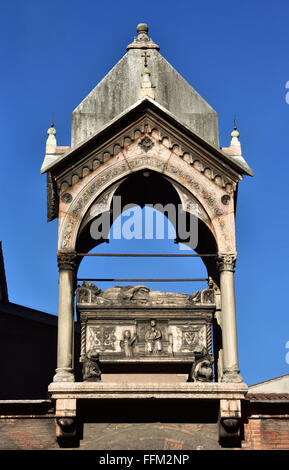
71;23;219;148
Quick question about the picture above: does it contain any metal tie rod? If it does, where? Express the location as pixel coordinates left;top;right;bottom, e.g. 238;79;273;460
77;278;208;282
77;253;216;257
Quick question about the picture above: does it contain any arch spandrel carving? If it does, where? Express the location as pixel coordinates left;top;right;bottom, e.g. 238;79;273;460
58;137;236;253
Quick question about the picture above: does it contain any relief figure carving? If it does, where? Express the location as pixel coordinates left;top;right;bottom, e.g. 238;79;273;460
120;330;137;357
145;320;162;354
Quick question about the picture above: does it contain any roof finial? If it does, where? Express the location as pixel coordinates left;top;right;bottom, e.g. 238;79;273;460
127;23;160;51
138;51;155;100
230;115;241;153
46;121;57;154
231;115;240;142
137;23;149;41
48;121;56;135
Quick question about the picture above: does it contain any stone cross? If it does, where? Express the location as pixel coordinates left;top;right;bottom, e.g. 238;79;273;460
141;51;150;67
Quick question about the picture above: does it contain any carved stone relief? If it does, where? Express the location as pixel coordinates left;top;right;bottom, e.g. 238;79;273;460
84;320;206;358
88;326;117;352
78;181;121;238
81;350;101;382
187;352;214;383
77;284;215;307
139;136;154;152
180;325;205;352
59;147;235;251
56;118;238;195
120;330;137;357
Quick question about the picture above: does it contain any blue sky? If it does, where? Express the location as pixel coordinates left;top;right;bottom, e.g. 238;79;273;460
1;0;289;385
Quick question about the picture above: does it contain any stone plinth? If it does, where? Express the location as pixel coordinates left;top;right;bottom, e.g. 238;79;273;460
48;381;248;400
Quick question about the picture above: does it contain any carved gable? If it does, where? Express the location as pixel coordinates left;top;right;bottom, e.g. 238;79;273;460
42;98;250;223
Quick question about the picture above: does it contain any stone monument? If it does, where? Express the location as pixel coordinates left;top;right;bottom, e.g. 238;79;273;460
42;23;253;447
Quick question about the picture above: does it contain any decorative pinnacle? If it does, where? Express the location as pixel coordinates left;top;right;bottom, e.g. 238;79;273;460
47;121;56;136
231;116;240;139
229;115;242;154
127;23;160;51
46;121;57;154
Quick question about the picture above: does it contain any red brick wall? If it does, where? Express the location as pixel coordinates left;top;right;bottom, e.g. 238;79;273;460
1;401;288;450
242;417;289;450
0;419;222;450
0;418;59;450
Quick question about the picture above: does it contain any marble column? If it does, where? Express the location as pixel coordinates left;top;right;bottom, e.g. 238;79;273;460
53;251;77;382
217;252;243;383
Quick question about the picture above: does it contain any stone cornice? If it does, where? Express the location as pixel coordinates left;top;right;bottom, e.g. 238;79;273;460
48;381;248;400
44;99;251;222
44;98;250;179
54;114;240;197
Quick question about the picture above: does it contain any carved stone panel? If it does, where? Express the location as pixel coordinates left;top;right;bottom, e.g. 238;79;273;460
87;326;117;352
83;318;209;361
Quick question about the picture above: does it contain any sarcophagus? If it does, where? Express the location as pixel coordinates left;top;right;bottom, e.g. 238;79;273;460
76;283;216;381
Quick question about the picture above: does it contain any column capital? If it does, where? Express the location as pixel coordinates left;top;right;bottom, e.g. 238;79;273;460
217;252;237;272
57;251;77;271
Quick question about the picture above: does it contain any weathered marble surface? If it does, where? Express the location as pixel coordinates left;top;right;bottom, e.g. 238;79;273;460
77;283;215;307
71;24;219;148
77;285;215;382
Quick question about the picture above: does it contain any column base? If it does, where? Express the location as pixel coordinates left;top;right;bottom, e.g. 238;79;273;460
221;369;243;383
53;368;75;383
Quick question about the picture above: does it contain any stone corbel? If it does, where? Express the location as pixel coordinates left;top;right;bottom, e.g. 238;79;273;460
55;398;79;447
219;398;242;447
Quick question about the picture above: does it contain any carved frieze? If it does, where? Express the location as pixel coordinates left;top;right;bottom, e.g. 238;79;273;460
70;162;128;218
56;116;238;195
59;146;235;250
83;318;209;359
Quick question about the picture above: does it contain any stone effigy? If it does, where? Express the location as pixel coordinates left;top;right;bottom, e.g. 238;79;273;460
77;282;213;307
